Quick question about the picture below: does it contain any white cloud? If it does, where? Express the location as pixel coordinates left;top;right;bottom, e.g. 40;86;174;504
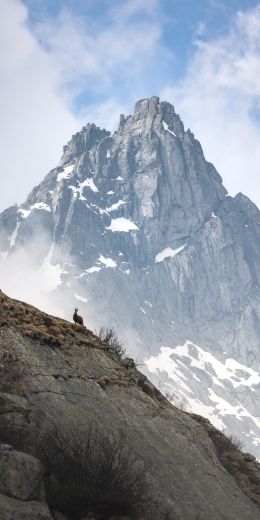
33;0;166;99
3;0;259;217
0;0;81;212
0;234;65;317
161;6;260;208
80;99;127;133
110;0;160;19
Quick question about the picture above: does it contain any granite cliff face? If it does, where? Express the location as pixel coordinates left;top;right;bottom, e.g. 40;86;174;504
0;291;260;520
0;97;260;456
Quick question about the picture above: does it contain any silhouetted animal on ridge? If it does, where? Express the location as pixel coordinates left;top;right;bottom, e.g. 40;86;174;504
73;308;83;325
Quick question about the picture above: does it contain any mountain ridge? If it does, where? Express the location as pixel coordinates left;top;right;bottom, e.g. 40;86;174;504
0;96;260;457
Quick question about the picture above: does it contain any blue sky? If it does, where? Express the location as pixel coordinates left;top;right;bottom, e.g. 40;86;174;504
22;0;260;113
1;0;260;210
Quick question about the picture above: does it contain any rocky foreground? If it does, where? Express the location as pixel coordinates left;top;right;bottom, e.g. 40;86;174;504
0;290;260;520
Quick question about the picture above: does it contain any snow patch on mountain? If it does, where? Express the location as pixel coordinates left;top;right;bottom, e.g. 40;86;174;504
106;217;139;232
146;341;260;391
145;341;260;447
57;164;74;181
32;202;51;212
98;255;117;268
80;178;98;193
68;177;99;202
100;200;126;215
85;266;101;274
17;202;51;220
18;208;31;219
155;245;186;263
163;120;176;137
9;221;21;248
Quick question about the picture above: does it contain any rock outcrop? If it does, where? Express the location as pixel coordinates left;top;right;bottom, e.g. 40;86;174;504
0;444;53;520
0;97;260;456
0;290;260;519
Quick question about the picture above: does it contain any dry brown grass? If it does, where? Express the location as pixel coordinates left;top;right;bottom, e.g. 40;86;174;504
0;291;168;407
96;375;131;388
0;290;100;351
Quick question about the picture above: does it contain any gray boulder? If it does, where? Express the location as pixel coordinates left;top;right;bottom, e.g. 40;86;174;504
0;444;45;501
0;493;53;520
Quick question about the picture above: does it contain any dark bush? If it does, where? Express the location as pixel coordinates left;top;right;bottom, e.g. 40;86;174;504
98;326;126;359
36;421;149;519
208;430;244;455
226;434;244;452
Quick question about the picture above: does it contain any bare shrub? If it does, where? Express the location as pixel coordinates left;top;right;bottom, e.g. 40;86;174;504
226;434;244;452
208;430;244;456
98;326;125;359
133;355;145;368
36;421;150;519
157;382;188;411
121;357;136;369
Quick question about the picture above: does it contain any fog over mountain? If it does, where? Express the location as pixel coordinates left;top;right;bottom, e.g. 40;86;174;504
1;97;260;456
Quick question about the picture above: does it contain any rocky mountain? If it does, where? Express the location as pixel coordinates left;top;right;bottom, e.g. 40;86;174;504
0;290;260;520
0;96;260;456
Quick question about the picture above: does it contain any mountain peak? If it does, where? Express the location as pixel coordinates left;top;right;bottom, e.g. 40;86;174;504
61;122;110;166
1;98;260;460
133;95;160;117
121;96;185;137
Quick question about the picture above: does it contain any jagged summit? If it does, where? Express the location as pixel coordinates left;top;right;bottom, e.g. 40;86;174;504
116;96;184;139
18;95;227;249
131;96;185;135
0;98;260;457
61;122;110;167
63;97;187;154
